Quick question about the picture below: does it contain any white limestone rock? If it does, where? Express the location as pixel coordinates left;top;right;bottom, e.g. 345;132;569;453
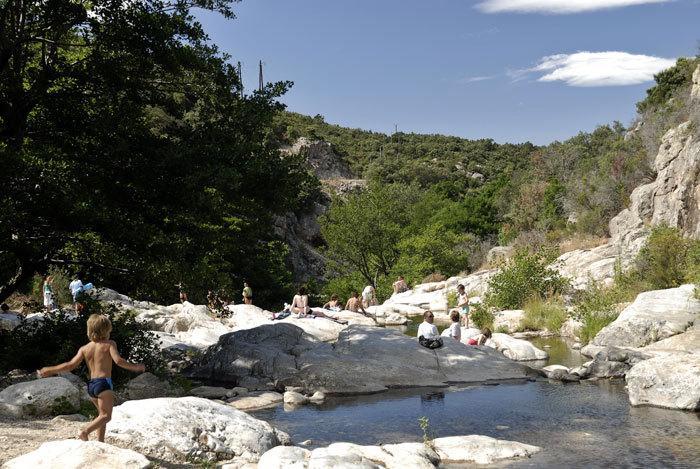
228;391;284;411
106;397;289;463
560;317;583;339
257;445;311;469
626;354;700;410
493;310;524;333
591;285;700;348
432;435;541;465
0;377;81;417
283;391;309;405
488;333;548;361
2;440;151;469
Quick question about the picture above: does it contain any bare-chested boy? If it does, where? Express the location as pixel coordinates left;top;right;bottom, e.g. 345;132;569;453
37;314;145;442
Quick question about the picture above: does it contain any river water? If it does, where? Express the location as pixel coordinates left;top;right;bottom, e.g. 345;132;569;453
252;336;700;467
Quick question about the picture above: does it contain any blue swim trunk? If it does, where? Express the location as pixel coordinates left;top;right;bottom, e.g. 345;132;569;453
87;377;113;398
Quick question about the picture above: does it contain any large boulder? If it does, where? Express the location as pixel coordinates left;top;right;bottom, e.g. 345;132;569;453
591;285;700;348
2;440;151;469
106;397;289;463
641;325;700;354
192;324;535;395
123;372;181;400
626;354;700;410
488;333;548;361
0;377;81;417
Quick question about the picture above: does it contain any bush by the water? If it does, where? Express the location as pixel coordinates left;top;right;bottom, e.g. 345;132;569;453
0;298;165;386
486;247;570;310
469;302;494;330
521;296;567;332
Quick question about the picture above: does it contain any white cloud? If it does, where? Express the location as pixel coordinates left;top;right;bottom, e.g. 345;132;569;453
458;75;496;84
521;51;676;86
475;0;672;14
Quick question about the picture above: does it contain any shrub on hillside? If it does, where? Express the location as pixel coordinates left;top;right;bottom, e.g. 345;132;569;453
486;247;570;310
635;225;698;289
0;298;165;386
521;296;567;332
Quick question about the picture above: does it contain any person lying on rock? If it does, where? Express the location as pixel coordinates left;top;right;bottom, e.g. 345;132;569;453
292;287;348;324
345;291;368;316
37;314;145;442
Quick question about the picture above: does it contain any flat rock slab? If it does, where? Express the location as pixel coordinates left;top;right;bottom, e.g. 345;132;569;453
488;333;548;361
0;377;81;417
192;324;535;395
626;354;700;410
432;435;541;465
106;396;289;464
592;285;700;349
2;439;151;469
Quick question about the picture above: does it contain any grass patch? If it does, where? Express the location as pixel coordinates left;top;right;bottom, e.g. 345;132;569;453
521;296;567;332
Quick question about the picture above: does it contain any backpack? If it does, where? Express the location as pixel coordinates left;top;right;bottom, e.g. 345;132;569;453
419;335;444;349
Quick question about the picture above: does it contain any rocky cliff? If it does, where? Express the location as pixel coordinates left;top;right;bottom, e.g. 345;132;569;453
277;138;366;283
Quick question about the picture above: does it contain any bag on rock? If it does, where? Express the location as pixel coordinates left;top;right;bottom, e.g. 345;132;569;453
419;336;444;349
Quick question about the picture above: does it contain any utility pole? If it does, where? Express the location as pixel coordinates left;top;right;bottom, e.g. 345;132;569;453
237;61;243;97
258;60;263;92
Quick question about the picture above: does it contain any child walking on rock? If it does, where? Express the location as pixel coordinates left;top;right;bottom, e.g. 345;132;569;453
37;314;145;442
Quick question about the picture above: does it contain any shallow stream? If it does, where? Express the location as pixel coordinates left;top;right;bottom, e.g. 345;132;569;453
253;337;700;467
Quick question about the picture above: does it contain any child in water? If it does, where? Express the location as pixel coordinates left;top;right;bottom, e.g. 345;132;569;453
37;314;145;441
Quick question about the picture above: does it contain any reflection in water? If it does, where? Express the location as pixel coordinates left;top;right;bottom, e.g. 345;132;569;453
253;381;700;468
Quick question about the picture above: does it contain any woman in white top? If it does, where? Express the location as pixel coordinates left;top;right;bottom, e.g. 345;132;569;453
417;310;439;339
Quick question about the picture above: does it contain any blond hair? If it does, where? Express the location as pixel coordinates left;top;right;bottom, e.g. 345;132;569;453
87;314;112;341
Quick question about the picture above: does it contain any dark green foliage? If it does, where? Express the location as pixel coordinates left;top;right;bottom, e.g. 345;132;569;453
0;297;165;386
637;58;700;113
0;0;319;308
486;247;570;310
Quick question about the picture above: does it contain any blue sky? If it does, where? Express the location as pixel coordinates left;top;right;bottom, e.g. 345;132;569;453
197;0;699;144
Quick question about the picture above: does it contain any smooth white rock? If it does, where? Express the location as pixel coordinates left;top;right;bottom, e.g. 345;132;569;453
626;354;700;410
257;445;311;469
283;391;309;405
432;435;541;465
592;285;700;348
2;440;151;469
488;333;549;361
228;392;284;411
106;397;289;463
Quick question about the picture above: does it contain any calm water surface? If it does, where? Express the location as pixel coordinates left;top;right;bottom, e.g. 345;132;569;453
253;336;699;468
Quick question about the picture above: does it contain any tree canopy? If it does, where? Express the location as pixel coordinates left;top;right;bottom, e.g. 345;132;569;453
0;0;318;306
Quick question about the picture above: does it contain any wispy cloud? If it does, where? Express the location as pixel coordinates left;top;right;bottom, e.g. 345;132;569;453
475;0;671;14
458;75;496;84
515;51;676;87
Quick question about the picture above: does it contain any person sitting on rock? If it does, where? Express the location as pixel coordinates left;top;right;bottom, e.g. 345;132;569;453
291;286;311;316
447;310;461;342
322;294;342;312
417;310;439;339
345;291;367;315
392;276;409;294
37;314;145;442
468;327;492;346
450;284;470;328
